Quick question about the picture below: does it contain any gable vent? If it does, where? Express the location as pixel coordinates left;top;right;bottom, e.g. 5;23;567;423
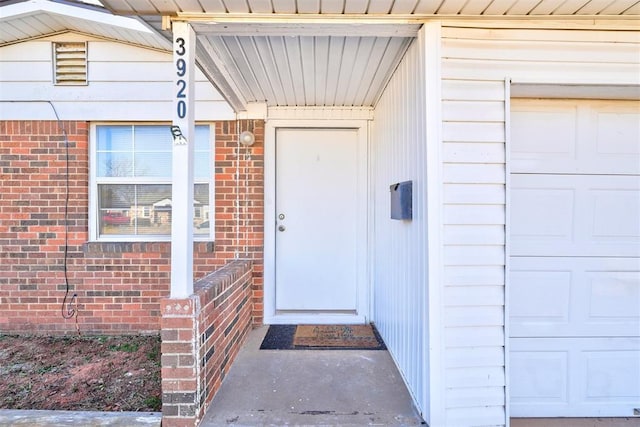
53;42;87;85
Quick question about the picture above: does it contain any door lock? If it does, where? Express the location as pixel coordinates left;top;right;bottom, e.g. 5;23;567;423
278;225;286;232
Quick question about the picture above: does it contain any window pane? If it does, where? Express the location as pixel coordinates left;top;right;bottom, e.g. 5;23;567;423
137;184;172;235
194;153;210;179
194;126;210;151
194;126;211;179
194;183;210;235
97;126;131;152
134;126;172;152
134;126;172;178
134;152;172;177
98;184;135;235
97;152;133;177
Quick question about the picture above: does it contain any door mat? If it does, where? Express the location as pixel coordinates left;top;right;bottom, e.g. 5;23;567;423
260;324;386;350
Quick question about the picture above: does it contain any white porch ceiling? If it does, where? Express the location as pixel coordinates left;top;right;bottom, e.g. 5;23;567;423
197;34;413;108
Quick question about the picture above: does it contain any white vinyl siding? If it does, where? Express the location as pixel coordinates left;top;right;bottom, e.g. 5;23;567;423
371;31;429;420
440;24;640;427
0;33;233;121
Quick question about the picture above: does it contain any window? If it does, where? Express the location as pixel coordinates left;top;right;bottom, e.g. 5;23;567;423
91;124;213;241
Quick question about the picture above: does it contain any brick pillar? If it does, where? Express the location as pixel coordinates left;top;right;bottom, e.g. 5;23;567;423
160;297;200;427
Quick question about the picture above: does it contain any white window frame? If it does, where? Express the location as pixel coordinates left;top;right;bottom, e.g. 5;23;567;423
89;122;215;242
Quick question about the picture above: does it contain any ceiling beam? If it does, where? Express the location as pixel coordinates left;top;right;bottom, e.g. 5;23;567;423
170;12;640;24
195;39;248;113
190;22;420;37
165;13;640;36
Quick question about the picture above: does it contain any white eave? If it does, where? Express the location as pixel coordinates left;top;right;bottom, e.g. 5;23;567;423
47;0;640;112
0;0;170;50
98;0;640;16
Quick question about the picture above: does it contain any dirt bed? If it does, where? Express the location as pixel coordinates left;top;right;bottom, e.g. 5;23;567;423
0;334;161;412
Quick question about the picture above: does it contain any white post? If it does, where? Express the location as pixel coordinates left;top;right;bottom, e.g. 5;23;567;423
170;21;195;298
423;21;445;427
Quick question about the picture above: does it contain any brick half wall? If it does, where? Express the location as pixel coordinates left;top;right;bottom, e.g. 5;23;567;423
161;260;253;427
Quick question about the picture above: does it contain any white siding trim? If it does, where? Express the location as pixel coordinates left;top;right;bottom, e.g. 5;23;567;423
503;78;512;427
367;120;375;323
511;83;640;100
424;21;445;427
267;106;374;120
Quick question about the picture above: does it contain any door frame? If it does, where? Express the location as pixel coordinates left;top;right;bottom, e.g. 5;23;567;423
264;119;370;325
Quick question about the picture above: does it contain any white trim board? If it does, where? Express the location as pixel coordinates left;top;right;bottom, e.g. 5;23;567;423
511;84;640;100
504;78;513;427
423;21;445;427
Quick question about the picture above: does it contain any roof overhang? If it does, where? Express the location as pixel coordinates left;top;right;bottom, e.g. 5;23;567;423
0;0;169;50
96;0;640;112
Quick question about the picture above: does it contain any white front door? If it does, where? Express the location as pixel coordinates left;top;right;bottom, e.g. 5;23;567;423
274;128;366;319
509;99;640;417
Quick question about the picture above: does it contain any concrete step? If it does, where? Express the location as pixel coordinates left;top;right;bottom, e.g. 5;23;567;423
0;410;161;427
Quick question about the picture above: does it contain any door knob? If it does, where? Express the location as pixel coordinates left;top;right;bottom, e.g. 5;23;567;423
278;225;286;232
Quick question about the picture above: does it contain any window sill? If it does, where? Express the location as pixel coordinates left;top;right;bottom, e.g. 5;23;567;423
83;241;215;255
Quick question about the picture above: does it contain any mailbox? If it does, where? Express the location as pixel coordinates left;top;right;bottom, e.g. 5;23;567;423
390;181;412;220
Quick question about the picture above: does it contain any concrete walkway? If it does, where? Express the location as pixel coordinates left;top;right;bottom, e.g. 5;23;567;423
200;326;424;426
0;410;161;426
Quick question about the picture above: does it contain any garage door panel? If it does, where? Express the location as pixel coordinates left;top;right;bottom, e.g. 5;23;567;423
510;349;569;405
511;184;575;249
510;98;640;418
511;106;577;169
511;174;640;257
510;257;640;338
510;268;572;331
511;100;640;175
510;337;640;417
595;108;640;159
582;350;640;402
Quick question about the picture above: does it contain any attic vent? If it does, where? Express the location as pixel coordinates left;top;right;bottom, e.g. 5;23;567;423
53;42;87;85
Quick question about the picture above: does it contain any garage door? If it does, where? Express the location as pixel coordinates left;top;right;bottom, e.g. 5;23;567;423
509;99;640;417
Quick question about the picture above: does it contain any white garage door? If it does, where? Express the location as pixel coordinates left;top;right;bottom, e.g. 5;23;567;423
509;99;640;417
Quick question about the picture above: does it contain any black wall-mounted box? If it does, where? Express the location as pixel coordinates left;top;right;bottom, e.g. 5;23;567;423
390;181;412;220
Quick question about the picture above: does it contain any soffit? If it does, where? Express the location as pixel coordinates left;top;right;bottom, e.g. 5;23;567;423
99;0;639;16
198;34;413;108
0;0;169;49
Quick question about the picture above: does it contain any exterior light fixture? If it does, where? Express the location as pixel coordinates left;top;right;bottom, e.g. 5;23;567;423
239;130;255;146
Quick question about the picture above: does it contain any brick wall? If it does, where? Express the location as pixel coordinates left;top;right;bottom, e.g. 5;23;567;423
0;120;264;335
161;260;253;427
213;120;264;326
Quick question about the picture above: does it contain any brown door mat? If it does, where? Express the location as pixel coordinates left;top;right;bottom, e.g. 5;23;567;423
260;324;386;350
